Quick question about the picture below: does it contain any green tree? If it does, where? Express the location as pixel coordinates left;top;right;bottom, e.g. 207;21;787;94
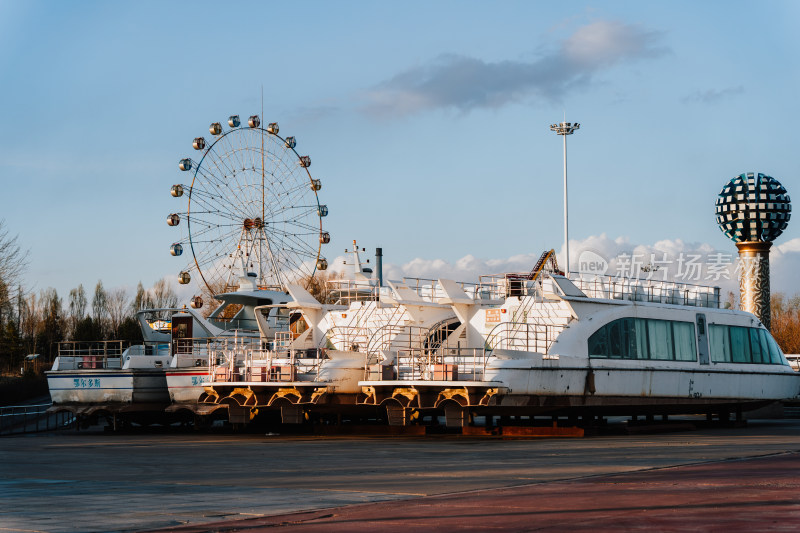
117;316;143;343
73;316;98;342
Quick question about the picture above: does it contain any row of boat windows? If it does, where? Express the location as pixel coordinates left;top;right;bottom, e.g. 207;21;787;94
588;318;697;361
588;318;786;365
708;324;785;365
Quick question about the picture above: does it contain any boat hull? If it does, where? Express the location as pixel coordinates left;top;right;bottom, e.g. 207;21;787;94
47;369;169;405
484;362;800;404
165;369;211;403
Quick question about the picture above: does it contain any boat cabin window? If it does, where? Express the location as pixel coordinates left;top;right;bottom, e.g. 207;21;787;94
588;318;697;361
289;313;309;339
708;324;787;365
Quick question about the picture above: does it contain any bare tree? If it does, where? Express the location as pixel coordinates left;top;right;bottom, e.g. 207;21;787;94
771;293;800;354
92;281;108;338
0;220;28;295
0;279;12;327
19;292;41;355
0;221;28;337
301;270;345;304
131;282;154;313
198;280;227;318
67;284;87;339
150;278;178;310
106;288;129;339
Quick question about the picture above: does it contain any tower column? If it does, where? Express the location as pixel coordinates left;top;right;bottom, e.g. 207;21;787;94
736;241;772;329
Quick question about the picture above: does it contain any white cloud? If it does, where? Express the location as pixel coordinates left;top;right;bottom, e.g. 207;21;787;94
363;20;667;116
563;20;667;66
568;234;737;294
770;237;800;296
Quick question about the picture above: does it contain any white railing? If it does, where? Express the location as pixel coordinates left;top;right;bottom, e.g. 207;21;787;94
55;340;130;369
364;347;487;382
209;346;325;383
476;272;721;308
485;321;565;355
400;278;482;302
570;274;721;308
325;326;371;352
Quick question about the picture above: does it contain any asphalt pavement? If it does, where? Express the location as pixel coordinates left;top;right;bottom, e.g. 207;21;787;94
1;420;799;532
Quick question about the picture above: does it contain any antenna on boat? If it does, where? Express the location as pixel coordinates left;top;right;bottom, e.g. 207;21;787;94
343;240;372;282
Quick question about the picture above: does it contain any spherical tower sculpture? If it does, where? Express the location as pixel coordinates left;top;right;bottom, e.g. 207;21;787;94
715;172;791;329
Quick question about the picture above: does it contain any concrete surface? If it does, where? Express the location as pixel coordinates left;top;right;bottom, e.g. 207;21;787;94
150;452;800;532
1;420;800;532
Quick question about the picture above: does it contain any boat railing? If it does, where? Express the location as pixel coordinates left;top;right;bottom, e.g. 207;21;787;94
398;278;442;301
172;337;247;369
477;274;540;300
476;272;721;308
569;273;721;308
400;277;485;302
324;326;371;352
172;335;260;359
485;321;565;355
326;279;379;305
364;347;487;382
124;342;171;356
55;340;130;369
366;322;459;356
211;347;325;383
273;330;294;352
366;324;421;355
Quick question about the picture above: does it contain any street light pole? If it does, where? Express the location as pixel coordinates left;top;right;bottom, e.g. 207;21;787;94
550;121;580;275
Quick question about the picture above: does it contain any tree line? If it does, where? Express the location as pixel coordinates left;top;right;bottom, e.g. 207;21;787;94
0;278;178;374
0;220;181;373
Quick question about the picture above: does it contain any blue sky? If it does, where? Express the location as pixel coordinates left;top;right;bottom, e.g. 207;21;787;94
1;1;799;300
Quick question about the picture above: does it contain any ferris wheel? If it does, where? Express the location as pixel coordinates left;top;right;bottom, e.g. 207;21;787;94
167;114;330;297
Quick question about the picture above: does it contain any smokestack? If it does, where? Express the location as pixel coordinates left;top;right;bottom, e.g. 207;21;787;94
376;247;383;287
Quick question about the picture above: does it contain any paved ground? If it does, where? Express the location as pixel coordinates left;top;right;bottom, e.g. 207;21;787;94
1;420;800;532
149;452;800;532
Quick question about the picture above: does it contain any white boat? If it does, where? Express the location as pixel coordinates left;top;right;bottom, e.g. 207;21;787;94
46;341;172;406
357;254;800;426
46;273;292;419
199;242;466;425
